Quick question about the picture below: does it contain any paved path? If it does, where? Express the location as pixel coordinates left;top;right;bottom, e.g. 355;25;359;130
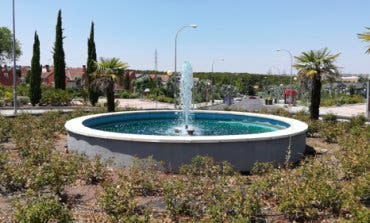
283;103;367;118
0;99;367;119
115;99;174;110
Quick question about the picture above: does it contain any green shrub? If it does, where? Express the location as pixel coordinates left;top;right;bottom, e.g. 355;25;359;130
348;115;367;128
127;157;162;196
163;176;210;221
82;155;108;185
29;153;80;195
251;162;274;175
118;90;130;99
0;149;7;170
14;195;71;223
319;122;344;143
275;159;343;221
321;94;364;107
338;133;369;179
0;115;11;142
39;111;67;134
271;107;290;117
306;120;321;137
156;95;174;103
99;176;151;222
40;88;72;106
179;155;235;177
0;161;30;194
207;176;262;223
11;115;53;163
164;156;236;221
322;113;337;123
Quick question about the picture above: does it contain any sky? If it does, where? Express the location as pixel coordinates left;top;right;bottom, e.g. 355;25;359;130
1;0;370;74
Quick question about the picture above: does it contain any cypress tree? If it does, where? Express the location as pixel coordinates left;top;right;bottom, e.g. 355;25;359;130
53;9;66;90
87;22;99;105
29;32;42;106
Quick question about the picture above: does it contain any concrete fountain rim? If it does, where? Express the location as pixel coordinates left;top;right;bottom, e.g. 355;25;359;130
65;110;308;144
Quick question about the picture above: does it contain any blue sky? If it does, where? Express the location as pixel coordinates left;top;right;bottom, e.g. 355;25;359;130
1;0;370;74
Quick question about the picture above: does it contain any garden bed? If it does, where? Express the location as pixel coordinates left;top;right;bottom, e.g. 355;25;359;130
0;111;369;222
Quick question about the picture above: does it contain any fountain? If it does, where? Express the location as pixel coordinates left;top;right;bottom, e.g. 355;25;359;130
65;62;308;171
174;61;195;135
180;61;193;131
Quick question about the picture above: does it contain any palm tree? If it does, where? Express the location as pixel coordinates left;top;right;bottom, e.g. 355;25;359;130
92;57;127;112
294;48;340;120
358;27;370;53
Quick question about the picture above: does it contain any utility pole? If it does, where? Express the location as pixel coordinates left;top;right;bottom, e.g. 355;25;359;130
12;0;17;115
154;49;158;71
367;81;370;120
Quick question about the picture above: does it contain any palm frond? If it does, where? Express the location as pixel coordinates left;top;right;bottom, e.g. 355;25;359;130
358;27;370;53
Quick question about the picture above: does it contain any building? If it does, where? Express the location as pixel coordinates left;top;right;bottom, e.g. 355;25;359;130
0;65;22;86
41;65;87;88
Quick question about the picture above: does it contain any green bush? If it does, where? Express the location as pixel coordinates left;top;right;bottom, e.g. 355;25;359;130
163;175;210;221
164;156;236;221
338;132;369;179
117;90;130;98
321;94;365;107
99;176;151;222
306;120;321;137
127;157;162;196
81;155;108;185
0;161;30;194
322;113;337;123
179;155;235;177
0;115;11;142
251;162;274;175
275;159;343;221
348;115;367;128
319;122;344;143
156;95;174;103
117;90;138;99
207;179;262;223
40;88;72;106
30;153;80;195
14;195;72;223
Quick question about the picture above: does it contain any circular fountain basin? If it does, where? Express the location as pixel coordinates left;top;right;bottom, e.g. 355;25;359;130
65;110;308;171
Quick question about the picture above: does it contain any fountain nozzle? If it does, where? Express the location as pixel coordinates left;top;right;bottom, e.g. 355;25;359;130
187;128;194;136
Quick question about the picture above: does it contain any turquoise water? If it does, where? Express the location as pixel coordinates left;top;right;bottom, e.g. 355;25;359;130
89;116;286;136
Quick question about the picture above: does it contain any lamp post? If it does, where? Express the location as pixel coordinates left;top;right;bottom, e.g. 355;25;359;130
276;49;293;106
173;24;197;108
210;59;224;104
12;0;17;115
211;58;224;73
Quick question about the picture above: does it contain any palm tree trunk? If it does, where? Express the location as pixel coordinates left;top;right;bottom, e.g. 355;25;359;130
310;74;321;120
106;78;115;112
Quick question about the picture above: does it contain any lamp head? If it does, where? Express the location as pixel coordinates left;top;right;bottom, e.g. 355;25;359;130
276;49;281;52
190;24;198;28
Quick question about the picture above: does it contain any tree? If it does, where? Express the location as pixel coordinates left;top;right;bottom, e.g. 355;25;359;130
0;27;22;65
294;48;340;120
53;10;66;90
29;32;42;106
358;27;370;53
87;22;99;105
92;58;127;112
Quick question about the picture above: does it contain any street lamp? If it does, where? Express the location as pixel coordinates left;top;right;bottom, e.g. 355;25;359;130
210;58;224;105
211;58;224;73
174;24;197;74
276;49;294;106
12;0;17;115
173;24;197;108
